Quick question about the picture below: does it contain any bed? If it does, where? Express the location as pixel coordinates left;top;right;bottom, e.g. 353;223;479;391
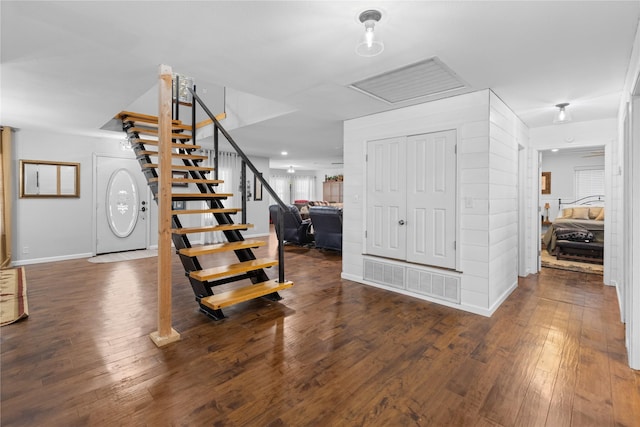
542;195;605;255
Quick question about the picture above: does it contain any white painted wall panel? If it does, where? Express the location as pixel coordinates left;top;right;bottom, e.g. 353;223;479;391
488;92;522;307
344;89;527;316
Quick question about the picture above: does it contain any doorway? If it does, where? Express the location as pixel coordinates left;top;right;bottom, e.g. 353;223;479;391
95;155;149;254
538;146;605;275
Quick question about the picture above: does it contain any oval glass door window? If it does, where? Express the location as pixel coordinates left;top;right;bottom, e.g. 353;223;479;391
106;168;139;238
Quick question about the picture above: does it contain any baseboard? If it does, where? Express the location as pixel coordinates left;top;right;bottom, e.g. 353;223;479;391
487;280;518;316
12;252;94;266
611;280;624;323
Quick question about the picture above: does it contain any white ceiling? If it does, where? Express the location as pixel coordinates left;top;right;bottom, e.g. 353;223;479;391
2;1;639;171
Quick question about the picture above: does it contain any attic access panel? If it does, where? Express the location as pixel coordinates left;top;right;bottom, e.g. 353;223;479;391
349;57;468;104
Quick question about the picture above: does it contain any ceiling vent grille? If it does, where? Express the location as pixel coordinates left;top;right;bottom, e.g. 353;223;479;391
349;57;467;104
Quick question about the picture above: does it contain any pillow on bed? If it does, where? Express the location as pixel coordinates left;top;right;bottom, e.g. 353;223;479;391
595;208;605;221
555;227;594;242
589;207;602;219
561;208;573;218
571;207;590;220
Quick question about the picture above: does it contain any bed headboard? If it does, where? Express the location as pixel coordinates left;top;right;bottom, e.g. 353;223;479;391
558;195;604;210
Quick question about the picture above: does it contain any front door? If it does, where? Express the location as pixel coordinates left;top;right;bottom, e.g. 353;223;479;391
96;155;148;254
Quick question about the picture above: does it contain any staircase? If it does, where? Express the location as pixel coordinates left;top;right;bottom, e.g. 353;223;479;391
116;109;292;320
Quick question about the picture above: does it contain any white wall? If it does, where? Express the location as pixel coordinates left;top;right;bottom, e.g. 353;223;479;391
488;92;527;308
343;89;524;316
11;128;271;264
243;156;271;239
530;118;616;284
12;129;129;263
617;21;640;370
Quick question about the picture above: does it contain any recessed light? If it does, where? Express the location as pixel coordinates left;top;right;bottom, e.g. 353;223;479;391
281;151;288;156
551;148;559;152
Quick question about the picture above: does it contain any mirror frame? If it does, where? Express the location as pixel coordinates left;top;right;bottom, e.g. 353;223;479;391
541;171;551;195
19;159;80;198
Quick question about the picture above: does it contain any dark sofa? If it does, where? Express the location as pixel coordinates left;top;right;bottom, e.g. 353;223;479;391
309;206;343;251
269;204;314;246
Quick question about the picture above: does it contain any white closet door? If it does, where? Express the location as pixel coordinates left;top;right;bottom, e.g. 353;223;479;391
406;130;457;268
366;137;407;260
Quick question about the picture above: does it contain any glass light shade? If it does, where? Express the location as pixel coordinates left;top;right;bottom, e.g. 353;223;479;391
356;20;384;57
553;103;572;124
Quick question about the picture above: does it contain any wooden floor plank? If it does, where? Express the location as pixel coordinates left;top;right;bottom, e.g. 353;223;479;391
1;229;638;426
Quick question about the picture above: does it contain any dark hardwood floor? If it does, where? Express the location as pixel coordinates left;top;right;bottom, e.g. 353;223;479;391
2;231;639;426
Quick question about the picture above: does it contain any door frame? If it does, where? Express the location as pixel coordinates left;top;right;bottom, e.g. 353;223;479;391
92;153;151;256
364;127;459;271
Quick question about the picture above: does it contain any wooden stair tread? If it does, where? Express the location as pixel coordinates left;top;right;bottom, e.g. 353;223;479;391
172;224;253;234
138;150;208;161
171;208;240;215
124;118;192;131
200;279;293;310
142;163;213;172
131;138;201;150
170;193;233;200
189;258;278;282
116;111;185;126
179;239;265;257
149;177;224;185
128;127;192;140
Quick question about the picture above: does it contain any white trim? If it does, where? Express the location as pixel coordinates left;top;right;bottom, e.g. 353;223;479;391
12;253;93;266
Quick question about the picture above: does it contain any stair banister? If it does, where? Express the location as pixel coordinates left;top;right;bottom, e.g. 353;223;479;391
188;87;289;283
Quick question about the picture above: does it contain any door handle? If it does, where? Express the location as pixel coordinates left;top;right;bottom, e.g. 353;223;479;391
398;220;405;226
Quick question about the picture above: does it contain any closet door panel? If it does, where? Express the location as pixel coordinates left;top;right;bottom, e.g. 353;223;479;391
407;130;457;268
366;137;407;259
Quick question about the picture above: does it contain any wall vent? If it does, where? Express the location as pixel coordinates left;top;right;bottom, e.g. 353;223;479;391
406;268;461;304
363;259;405;289
349;57;468;104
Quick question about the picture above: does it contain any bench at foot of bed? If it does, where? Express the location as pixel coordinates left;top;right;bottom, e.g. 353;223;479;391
555;240;603;264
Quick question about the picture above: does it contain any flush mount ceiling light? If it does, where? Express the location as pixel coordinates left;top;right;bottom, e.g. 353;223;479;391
356;9;384;57
553;103;572;124
287;165;295;173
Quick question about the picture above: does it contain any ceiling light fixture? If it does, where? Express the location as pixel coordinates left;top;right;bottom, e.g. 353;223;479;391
287;165;295;173
356;9;384;57
553;103;572;124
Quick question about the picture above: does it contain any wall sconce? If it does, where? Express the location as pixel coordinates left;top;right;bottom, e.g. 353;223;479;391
553;102;572;124
356;9;384;57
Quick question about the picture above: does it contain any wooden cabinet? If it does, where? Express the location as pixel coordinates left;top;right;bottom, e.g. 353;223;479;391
323;181;343;203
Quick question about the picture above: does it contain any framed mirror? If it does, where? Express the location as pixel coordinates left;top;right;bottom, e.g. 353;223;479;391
541;171;551;194
254;173;263;201
20;160;80;198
